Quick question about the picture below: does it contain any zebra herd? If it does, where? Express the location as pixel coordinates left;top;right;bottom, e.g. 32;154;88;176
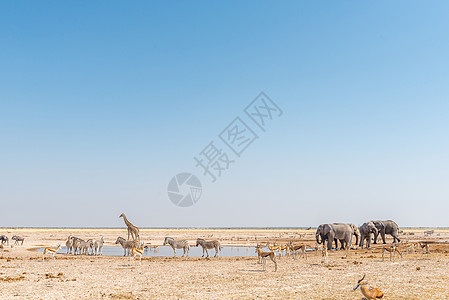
65;235;104;256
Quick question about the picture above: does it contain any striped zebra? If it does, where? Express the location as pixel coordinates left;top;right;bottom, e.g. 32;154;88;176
115;237;138;256
196;238;222;257
163;237;189;257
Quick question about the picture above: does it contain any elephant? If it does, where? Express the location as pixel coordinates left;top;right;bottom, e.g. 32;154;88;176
316;223;355;251
359;222;378;249
372;220;401;244
316;224;337;249
333;223;360;249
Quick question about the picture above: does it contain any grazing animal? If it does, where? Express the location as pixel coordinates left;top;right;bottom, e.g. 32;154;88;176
353;275;384;299
11;235;24;245
163;237;189;257
94;237;104;255
130;248;144;264
321;246;328;264
382;246;403;261
115;237;138;256
75;239;93;255
0;235;8;245
0;244;4;256
287;242;307;260
119;213;140;241
43;244;61;261
196;238;222;257
66;235;73;254
424;230;434;236
72;238;84;255
418;242;430;255
255;244;277;271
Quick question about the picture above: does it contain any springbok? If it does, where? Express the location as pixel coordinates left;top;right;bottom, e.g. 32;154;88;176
353;275;384;299
196;238;222;257
382;246;403;261
130;247;144;264
321;246;328;264
287;241;307;260
163;237;189;257
418;242;430;255
43;244;61;261
255;244;277;271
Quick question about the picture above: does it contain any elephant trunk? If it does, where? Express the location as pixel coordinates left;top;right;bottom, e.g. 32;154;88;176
316;233;321;244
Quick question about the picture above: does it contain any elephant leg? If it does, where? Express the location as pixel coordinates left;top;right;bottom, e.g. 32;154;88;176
327;235;334;251
373;232;378;244
381;231;386;244
392;233;401;243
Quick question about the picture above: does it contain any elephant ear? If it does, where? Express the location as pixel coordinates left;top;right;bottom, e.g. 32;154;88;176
324;224;332;235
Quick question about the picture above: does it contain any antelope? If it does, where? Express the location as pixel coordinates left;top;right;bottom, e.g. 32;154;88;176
382;246;403;261
266;242;282;258
402;242;418;254
418;242;430;255
255;244;277;271
130;247;144;264
43;244;61;260
321;246;328;264
353;275;384;299
287;242;307;260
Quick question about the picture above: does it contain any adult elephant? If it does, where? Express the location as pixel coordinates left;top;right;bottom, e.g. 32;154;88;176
372;220;401;244
316;223;354;251
333;223;360;249
316;224;337;249
359;222;378;249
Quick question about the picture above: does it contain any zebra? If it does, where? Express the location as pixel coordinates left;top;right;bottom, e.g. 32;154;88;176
71;237;84;255
115;237;138;256
0;235;8;245
11;235;24;245
66;235;73;254
196;238;222;257
79;239;93;255
163;237;189;257
93;237;104;255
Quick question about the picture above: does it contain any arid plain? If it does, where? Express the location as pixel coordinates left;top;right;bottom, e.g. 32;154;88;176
1;228;449;299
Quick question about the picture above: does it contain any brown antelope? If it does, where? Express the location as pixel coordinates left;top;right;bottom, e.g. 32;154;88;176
321;246;328;264
130;247;144;264
43;244;61;261
266;242;282;258
382;245;403;261
287;242;307;260
402;242;418;254
255;244;277;271
418;242;430;255
353;275;384;299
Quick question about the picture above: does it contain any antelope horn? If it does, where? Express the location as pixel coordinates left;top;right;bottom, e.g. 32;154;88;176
358;274;366;283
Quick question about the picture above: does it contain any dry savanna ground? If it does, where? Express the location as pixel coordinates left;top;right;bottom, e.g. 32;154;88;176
1;228;449;299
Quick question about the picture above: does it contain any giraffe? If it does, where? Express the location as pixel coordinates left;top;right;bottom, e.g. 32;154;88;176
119;213;140;241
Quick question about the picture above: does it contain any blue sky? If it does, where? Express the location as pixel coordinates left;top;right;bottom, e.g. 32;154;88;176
0;1;448;227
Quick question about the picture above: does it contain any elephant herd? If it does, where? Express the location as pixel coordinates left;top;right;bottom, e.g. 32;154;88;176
316;220;401;250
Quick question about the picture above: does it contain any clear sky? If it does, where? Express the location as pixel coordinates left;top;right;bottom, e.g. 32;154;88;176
1;1;448;227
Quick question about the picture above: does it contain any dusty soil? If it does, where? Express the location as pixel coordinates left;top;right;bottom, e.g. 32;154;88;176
1;228;449;299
